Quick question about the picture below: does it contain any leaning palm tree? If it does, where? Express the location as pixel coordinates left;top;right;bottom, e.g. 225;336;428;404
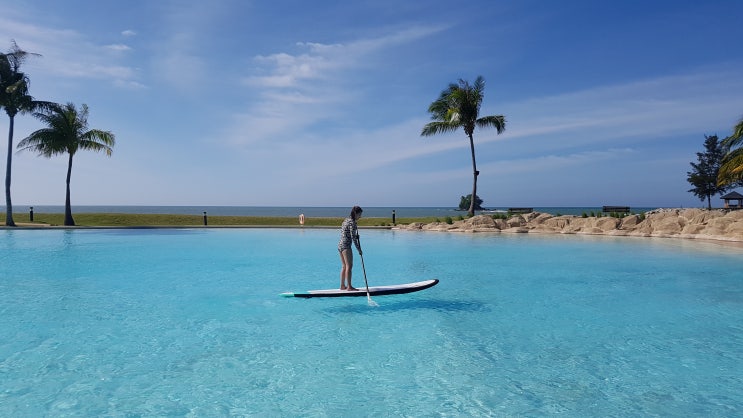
421;76;506;216
17;102;115;226
0;40;52;226
718;116;743;187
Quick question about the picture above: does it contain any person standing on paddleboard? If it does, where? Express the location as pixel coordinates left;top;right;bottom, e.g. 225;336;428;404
338;206;363;291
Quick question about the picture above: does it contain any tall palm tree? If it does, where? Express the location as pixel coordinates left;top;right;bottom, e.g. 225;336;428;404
718;117;743;187
17;102;115;226
421;76;506;216
0;40;52;226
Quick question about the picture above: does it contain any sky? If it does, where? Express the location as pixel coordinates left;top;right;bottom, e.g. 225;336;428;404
1;0;742;209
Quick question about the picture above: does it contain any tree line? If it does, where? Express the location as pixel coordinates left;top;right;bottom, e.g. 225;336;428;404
1;40;115;226
687;119;743;209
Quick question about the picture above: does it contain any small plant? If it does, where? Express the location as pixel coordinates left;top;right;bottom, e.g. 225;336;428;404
445;216;453;224
457;215;464;221
582;212;588;218
590;211;595;217
435;218;441;223
638;213;646;221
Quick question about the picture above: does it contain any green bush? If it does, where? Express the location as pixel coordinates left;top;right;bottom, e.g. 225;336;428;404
445;216;453;224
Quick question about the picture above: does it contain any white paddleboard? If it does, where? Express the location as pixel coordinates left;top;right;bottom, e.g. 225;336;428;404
281;279;438;298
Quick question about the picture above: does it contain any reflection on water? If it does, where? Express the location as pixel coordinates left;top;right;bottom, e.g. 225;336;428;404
321;298;488;314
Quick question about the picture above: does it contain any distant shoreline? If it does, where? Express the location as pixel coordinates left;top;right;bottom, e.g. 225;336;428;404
3;208;743;249
2;205;662;218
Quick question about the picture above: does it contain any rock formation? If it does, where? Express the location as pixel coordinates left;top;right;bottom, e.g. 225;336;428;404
398;209;743;243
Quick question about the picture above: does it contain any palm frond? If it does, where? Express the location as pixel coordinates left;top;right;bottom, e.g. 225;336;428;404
723;118;743;148
3;40;41;72
718;148;743;185
476;115;506;134
422;76;507;138
421;121;459;136
17;102;115;158
733;118;743;139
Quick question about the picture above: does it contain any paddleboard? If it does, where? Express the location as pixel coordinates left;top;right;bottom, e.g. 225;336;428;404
281;279;438;298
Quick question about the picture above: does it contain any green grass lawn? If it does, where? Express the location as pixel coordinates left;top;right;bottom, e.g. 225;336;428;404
1;212;442;227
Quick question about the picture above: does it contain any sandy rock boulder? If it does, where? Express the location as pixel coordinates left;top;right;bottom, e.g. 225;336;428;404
528;213;555;226
595;217;621;232
506;215;526;228
538;215;573;230
702;217;735;236
618;214;641;229
466;215;498;230
494;218;509;229
653;216;685;236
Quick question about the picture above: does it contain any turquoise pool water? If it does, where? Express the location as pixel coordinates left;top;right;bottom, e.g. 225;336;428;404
1;228;742;416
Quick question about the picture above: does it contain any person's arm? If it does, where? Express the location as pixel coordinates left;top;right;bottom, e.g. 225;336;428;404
352;222;362;254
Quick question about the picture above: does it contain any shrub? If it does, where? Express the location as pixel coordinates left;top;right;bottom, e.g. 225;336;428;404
445;216;453;224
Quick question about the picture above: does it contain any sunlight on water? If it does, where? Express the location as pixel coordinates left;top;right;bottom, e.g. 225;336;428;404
1;228;742;416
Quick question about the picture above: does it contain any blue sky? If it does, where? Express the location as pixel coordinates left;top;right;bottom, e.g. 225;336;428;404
1;0;742;209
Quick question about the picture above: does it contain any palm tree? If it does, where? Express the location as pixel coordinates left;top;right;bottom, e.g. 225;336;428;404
718;117;743;187
17;102;115;226
0;40;52;226
421;76;506;216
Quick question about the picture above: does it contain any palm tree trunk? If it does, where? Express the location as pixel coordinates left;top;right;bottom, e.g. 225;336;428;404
468;133;477;217
5;115;15;227
64;153;75;226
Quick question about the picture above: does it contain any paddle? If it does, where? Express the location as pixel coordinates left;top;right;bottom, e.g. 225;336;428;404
356;233;378;307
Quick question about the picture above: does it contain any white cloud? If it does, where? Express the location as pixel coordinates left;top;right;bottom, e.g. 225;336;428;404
105;43;132;52
0;15;142;89
121;29;137;37
487;69;743;148
245;26;444;89
227;26;446;149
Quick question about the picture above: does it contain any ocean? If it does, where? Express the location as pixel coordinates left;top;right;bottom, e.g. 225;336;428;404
6;205;659;218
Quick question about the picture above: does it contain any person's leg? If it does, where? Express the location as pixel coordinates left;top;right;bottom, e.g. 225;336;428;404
339;250;348;289
339;249;357;290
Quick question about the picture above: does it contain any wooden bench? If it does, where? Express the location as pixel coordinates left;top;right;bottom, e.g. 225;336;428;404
602;206;630;213
508;207;533;214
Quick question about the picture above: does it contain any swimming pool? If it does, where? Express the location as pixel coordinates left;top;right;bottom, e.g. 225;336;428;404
1;228;742;416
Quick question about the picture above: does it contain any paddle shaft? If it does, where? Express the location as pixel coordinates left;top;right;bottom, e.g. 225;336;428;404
356;233;372;300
